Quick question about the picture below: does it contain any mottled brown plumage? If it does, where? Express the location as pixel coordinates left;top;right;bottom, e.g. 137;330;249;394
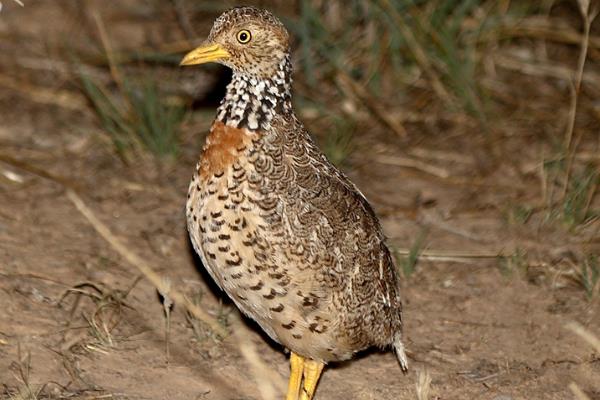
182;6;406;399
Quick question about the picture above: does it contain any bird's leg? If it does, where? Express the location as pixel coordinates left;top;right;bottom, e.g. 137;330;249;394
299;359;324;400
286;352;305;400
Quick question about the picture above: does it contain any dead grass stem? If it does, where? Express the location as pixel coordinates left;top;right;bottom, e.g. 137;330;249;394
230;313;286;400
415;368;432;400
492;53;600;90
0;73;88;111
561;2;599;199
0;153;230;339
565;321;598;400
65;189;228;337
92;10;127;104
336;72;406;137
379;0;453;107
8;345;41;400
569;383;591;400
566;321;600;353
394;249;505;260
496;17;600;49
158;276;173;364
375;155;450;179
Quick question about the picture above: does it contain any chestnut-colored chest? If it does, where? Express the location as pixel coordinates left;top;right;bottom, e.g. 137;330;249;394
198;121;257;180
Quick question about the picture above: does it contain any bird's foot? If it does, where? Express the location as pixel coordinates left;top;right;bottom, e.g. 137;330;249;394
286;352;305;400
286;352;324;400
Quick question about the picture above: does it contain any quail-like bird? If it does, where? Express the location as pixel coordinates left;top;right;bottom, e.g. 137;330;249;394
181;7;407;400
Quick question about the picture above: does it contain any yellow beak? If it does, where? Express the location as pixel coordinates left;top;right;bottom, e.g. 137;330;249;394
180;43;230;66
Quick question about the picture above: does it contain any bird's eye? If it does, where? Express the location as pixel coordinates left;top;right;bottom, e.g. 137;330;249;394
236;29;252;44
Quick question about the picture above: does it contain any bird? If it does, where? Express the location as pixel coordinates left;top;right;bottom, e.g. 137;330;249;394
180;6;407;400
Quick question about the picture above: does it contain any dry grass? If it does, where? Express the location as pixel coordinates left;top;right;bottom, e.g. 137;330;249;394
566;322;600;353
230;313;286;400
7;347;40;400
66;190;228;338
560;0;599;208
566;322;600;400
157;277;174;364
415;368;432;400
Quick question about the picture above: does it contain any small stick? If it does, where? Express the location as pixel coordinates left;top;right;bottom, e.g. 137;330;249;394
561;3;599;200
582;177;598;221
492;54;600;90
158;277;173;365
92;10;126;97
420;210;492;244
415;368;432;400
566;321;600;353
394;248;505;260
494;20;600;49
569;382;592;400
0;73;88;111
229;312;285;400
0;153;79;190
336;72;407;137
376;154;450;179
66;190;228;338
379;0;453;106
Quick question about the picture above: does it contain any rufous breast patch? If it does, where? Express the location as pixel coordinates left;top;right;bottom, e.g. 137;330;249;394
199;121;257;179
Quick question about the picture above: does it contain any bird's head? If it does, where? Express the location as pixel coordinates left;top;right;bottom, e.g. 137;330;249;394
180;7;290;79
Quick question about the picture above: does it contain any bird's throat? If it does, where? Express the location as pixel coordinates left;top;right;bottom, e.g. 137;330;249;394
216;56;292;132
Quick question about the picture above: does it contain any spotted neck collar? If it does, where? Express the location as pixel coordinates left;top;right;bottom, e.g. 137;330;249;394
216;55;292;131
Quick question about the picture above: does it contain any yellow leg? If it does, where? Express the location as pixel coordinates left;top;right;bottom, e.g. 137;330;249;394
299;359;325;400
286;352;305;400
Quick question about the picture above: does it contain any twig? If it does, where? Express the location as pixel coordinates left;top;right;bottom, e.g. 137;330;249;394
415;368;432;400
408;147;474;165
492;53;600;91
92;9;131;110
0;154;227;338
582;175;598;220
0;153;80;189
495;18;600;49
158;277;173;365
566;321;600;353
0;73;88;111
393;249;506;261
561;3;599;200
378;0;453;106
540;153;549;208
2;0;25;7
420;210;493;243
473;373;500;383
375;154;450;178
229;312;285;400
336;73;407;137
15;56;110;83
569;382;592;400
66;190;228;338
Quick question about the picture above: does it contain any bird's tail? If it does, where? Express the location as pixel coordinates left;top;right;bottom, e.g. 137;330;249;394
393;333;408;373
